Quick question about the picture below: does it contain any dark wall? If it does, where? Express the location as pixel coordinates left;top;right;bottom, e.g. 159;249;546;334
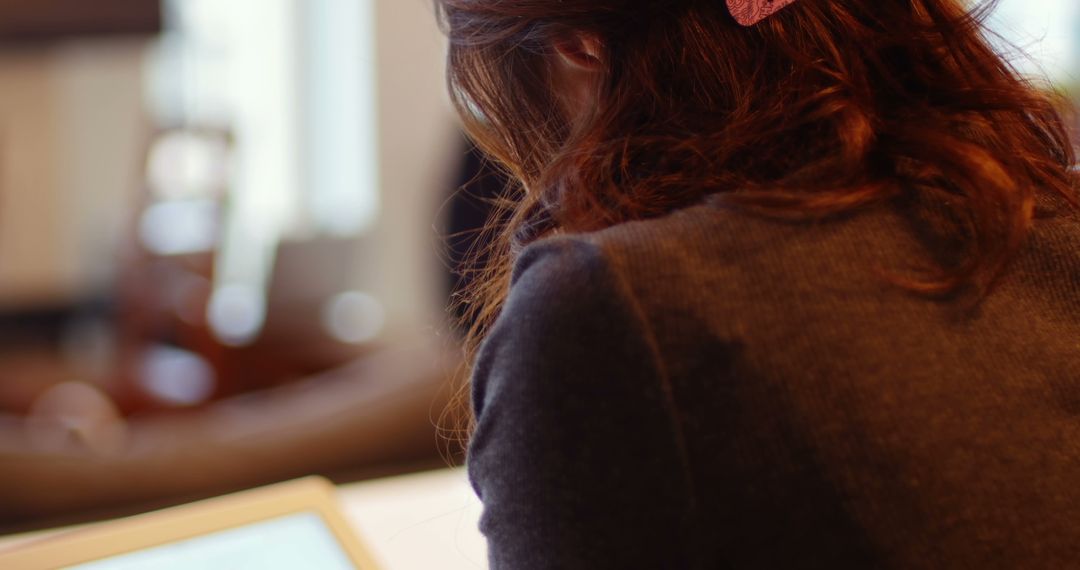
0;0;161;41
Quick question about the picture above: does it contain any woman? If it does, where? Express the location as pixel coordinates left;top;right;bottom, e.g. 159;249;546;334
436;0;1080;567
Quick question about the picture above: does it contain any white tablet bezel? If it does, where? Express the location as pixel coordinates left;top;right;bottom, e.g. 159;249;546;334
0;476;383;570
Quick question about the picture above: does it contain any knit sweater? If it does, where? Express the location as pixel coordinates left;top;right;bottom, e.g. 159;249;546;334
467;194;1080;569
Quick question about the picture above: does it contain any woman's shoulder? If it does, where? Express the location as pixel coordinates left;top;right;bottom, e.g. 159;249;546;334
515;192;1080;300
508;194;1080;345
511;197;879;298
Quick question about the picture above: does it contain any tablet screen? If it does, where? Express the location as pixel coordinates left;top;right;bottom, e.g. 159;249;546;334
65;511;357;570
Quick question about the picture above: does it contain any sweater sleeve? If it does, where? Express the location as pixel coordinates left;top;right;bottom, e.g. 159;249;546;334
467;237;696;570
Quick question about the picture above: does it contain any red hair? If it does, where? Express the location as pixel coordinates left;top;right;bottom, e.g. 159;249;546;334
435;0;1079;437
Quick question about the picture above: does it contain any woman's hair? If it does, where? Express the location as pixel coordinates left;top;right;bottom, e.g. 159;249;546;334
435;0;1078;440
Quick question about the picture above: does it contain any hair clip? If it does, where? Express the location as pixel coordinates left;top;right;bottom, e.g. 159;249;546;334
727;0;799;26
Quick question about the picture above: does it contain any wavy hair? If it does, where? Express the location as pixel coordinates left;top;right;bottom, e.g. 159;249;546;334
435;0;1078;440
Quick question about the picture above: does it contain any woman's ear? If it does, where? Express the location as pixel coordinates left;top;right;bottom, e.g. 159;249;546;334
550;32;605;119
553;32;604;72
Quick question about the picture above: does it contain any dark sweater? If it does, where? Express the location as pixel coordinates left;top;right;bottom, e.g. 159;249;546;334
467;194;1080;569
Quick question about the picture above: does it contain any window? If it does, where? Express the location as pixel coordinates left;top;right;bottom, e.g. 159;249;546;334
985;0;1078;87
155;0;378;344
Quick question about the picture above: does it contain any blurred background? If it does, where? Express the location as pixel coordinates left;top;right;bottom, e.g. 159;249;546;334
0;0;1074;534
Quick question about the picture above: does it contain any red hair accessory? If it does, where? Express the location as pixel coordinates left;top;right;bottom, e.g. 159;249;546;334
727;0;798;26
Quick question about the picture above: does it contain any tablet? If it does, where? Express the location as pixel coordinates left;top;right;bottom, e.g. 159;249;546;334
0;477;383;570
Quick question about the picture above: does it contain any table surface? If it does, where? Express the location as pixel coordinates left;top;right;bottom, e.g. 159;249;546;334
340;468;487;569
0;468;488;570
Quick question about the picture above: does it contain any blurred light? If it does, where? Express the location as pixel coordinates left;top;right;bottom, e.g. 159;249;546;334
207;283;267;346
322;290;385;344
139;345;216;407
146;131;231;200
139;199;218;255
305;0;379;234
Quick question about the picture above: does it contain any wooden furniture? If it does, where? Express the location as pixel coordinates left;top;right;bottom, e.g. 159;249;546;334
0;335;458;533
